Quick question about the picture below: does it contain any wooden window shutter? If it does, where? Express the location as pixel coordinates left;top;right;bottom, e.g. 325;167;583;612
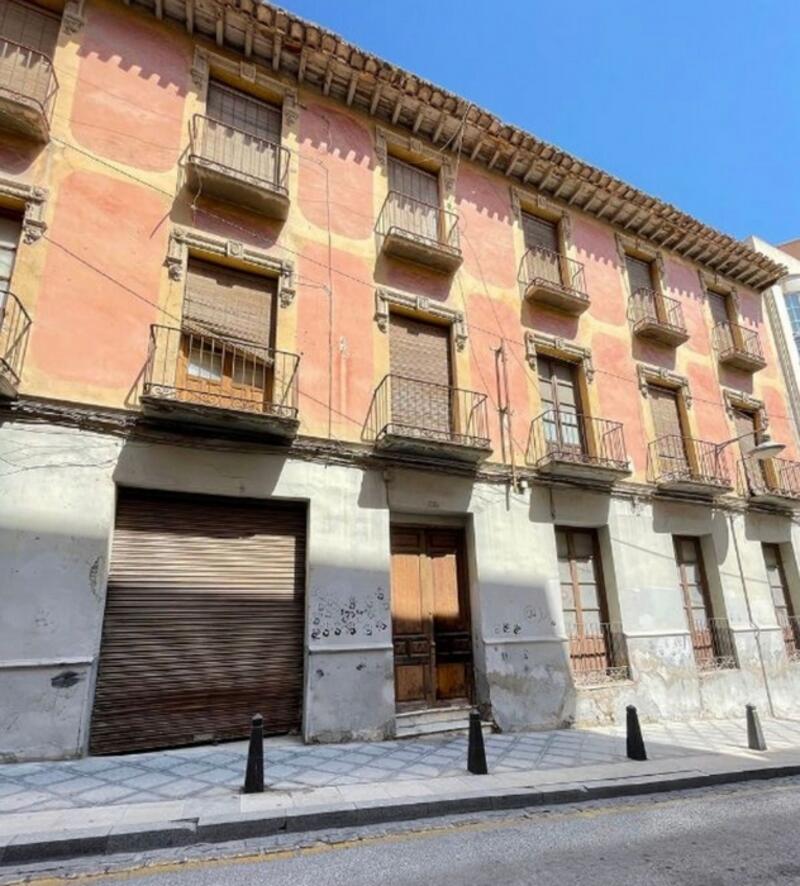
625;255;654;294
0;0;60;56
707;291;731;327
521;212;558;253
538;357;579;413
0;213;21;294
648;385;683;439
388;313;451;387
206;81;282;144
387;157;439;206
183;259;275;347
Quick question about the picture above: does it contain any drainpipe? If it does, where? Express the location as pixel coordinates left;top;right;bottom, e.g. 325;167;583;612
728;510;776;717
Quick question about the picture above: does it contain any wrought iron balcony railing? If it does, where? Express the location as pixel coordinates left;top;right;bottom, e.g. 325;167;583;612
647;435;731;492
0;38;57;138
689;617;737;671
713;320;766;371
376;191;462;272
142;325;299;423
567;621;630;686
527;409;628;479
739;455;800;506
520;245;589;314
364;373;490;457
629;287;689;345
0;292;32;398
187;114;290;218
777;613;800;663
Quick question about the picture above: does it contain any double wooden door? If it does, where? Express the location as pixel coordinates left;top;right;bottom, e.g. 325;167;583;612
391;526;472;709
538;356;584;457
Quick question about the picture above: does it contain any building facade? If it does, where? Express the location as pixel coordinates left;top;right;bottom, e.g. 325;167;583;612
2;0;800;762
747;236;800;444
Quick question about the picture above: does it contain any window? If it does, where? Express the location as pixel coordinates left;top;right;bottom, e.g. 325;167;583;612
556;527;627;683
0;0;60;57
521;212;562;288
537;356;583;455
648;384;688;474
387;156;440;244
0;211;21;294
625;255;654;295
207;81;281;144
674;536;735;669
763;544;800;662
785;293;800;352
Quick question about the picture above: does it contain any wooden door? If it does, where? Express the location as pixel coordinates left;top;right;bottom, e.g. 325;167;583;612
178;259;275;412
708;289;736;350
389;313;452;437
649;385;688;475
206;81;282;184
388;157;440;244
538;356;584;457
390;526;472;709
626;255;661;321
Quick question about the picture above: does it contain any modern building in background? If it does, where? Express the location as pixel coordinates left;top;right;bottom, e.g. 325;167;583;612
2;0;800;763
747;236;800;445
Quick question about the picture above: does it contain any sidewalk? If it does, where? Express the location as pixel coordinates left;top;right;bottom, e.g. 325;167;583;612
2;717;800;866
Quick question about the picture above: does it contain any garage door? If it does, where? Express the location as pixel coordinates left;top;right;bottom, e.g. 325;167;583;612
90;489;306;755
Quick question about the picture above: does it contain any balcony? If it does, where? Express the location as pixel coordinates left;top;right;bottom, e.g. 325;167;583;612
185;115;291;220
713;321;766;372
376;191;462;273
364;373;491;463
527;410;630;484
0;38;57;141
0;292;31;399
568;621;630;686
739;456;800;510
629;287;689;347
690;617;737;671
777;613;800;664
647;435;733;497
141;325;299;438
520;246;589;315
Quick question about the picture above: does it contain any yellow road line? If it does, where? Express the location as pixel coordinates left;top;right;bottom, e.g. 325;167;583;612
11;780;793;886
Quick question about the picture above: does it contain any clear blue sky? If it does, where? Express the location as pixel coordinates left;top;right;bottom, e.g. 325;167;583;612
283;0;798;245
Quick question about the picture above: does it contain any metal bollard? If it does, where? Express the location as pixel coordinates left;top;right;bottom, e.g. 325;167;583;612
746;703;767;751
467;709;488;775
626;704;647;761
243;713;265;793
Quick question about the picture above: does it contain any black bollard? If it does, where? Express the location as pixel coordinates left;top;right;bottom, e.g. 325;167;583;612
243;713;265;793
626;704;647;761
746;703;767;751
467;709;488;775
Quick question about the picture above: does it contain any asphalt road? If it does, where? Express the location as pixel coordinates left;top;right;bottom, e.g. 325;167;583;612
15;778;800;886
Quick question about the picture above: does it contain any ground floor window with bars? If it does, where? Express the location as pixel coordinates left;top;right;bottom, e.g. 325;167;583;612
674;535;737;670
556;527;629;685
763;543;800;663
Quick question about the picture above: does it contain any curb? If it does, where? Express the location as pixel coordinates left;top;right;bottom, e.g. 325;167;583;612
3;762;800;867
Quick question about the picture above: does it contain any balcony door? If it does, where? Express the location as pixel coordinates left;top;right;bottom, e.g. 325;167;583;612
205;81;282;185
522;212;561;287
763;544;800;659
391;526;472;710
178;259;276;413
387;157;440;245
626;255;661;322
733;407;767;491
649;384;688;476
538;356;583;458
388;313;452;439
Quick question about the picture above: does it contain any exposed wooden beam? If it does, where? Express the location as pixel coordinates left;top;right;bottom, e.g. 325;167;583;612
504;148;520;177
346;72;358;106
244;22;253;58
369;83;382;115
470;137;484;162
412;105;424;133
297;47;308;83
523;158;538;184
487;147;501;170
391;93;403;124
323;59;334;96
185;0;194;33
154;0;163;18
215;9;224;45
432;111;447;144
272;33;282;71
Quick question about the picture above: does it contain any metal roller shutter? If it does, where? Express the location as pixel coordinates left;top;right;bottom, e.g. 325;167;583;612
521;212;558;253
625;255;653;294
90;490;306;755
